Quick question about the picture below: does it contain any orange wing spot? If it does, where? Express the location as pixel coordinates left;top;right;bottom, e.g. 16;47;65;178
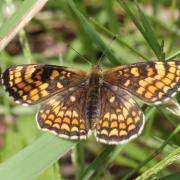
148;85;157;93
60;75;65;80
12;87;17;92
162;78;171;85
15;66;23;71
119;123;126;129
54;118;62;123
157;69;165;76
124;80;130;87
39;83;48;90
136;87;145;94
176;70;180;76
158;92;164;98
14;72;21;78
18;90;23;96
104;112;110;120
30;89;38;96
58;111;64;117
116;108;121;113
48;114;55;120
170;82;176;88
45;120;53;125
50;70;60;80
22;95;27;100
61;123;70;131
35;81;42;86
26;66;35;75
102;121;109;128
9;81;13;87
132;111;136;116
10;75;14;80
144;77;154;83
109;129;118;137
139;80;148;87
155;64;165;70
72;119;78;125
169;67;176;73
25;78;33;83
111;114;117;120
15;78;22;84
134;116;140;123
52;123;60;129
154;75;163;80
110;121;118;128
147;67;154;76
53;106;60;115
67;72;71;77
123;74;130;78
63;117;70;124
70;96;76;102
109;96;115;103
65;110;72;117
80;123;85;130
73;111;78;118
41;114;47;120
23;85;32;92
119;130;127;136
46;110;50;114
163;86;170;93
17;82;26;88
118;114;124;121
155;81;164;89
145;91;153;98
128;124;135;131
31;94;40;101
101;129;108;136
71;126;79;132
27;100;32;104
167;73;174;80
123;108;128;118
130;67;140;77
41;90;49;97
57;82;63;89
127;117;133;125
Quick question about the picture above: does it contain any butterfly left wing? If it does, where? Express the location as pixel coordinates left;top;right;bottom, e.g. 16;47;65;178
96;84;144;144
37;84;90;139
104;61;180;105
1;64;86;106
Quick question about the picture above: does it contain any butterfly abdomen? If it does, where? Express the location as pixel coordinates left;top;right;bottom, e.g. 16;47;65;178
86;73;101;129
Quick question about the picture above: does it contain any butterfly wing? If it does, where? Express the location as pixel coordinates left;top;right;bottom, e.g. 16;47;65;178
1;64;86;106
37;84;89;139
104;61;180;105
96;84;144;144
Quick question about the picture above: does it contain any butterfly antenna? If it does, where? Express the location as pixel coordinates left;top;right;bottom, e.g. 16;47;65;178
67;44;92;66
97;35;117;66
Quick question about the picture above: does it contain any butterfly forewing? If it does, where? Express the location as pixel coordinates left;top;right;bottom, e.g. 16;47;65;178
104;61;180;104
37;85;89;139
1;64;86;106
96;84;144;144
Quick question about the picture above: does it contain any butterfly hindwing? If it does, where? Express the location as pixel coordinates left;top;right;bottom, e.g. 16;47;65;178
104;61;180;104
96;84;144;144
1;64;86;106
37;85;89;139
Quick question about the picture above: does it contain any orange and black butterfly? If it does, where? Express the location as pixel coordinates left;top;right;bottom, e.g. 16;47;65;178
1;61;180;144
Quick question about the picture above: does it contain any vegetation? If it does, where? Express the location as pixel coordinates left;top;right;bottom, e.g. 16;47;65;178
0;0;179;179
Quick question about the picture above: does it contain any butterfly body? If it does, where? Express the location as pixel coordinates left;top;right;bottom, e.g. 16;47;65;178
1;61;180;144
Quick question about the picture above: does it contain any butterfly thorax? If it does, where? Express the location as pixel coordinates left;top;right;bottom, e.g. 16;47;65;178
86;66;102;129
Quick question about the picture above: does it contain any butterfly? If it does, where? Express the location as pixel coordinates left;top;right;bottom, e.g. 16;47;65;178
1;61;180;144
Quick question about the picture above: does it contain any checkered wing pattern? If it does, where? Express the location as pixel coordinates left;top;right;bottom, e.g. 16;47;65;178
96;84;144;144
104;61;180;105
1;64;86;106
37;85;89;139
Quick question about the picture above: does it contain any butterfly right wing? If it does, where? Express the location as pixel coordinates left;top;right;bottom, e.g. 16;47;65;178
96;84;144;144
1;64;86;106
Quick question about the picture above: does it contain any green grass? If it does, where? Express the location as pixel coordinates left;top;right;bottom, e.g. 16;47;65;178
0;0;179;179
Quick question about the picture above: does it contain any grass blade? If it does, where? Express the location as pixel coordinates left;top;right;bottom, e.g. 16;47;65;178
0;133;76;180
68;0;120;66
0;0;48;51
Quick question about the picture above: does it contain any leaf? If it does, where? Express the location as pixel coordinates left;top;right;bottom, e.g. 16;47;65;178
0;133;76;180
